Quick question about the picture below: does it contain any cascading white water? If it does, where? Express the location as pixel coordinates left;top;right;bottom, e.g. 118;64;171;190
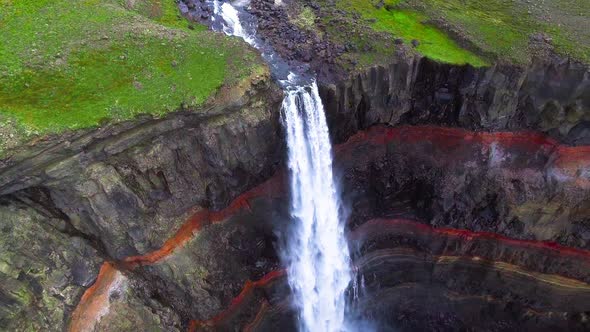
211;2;352;330
212;1;256;46
282;84;351;331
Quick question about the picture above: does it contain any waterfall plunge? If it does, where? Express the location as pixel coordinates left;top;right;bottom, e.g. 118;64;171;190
211;2;352;330
282;84;351;331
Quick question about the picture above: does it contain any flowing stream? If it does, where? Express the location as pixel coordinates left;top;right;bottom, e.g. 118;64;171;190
210;1;352;330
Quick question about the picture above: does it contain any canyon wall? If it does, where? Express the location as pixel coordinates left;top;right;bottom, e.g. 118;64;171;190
0;70;285;331
1;55;589;331
321;55;590;145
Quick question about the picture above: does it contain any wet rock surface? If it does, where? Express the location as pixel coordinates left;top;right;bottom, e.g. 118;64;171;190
336;125;590;249
0;7;589;330
181;0;353;82
347;220;590;331
248;0;347;80
170;124;590;331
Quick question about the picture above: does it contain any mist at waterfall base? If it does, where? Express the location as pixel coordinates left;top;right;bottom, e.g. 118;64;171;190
208;1;374;330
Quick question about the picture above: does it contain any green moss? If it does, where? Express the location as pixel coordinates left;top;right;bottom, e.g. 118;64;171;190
119;0;205;30
330;0;589;65
400;0;589;64
12;283;33;306
336;0;488;66
292;6;318;31
0;0;261;148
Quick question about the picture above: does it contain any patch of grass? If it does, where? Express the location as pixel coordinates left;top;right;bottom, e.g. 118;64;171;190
335;0;488;66
291;6;318;31
327;0;589;65
120;0;204;29
396;0;588;64
0;0;262;153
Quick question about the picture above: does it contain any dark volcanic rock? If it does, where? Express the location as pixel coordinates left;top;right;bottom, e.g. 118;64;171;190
347;219;590;331
0;196;101;331
131;191;288;321
0;14;588;329
320;55;590;145
249;0;347;81
0;72;283;260
335;125;590;248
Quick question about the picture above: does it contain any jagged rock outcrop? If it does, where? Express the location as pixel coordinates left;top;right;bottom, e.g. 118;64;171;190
320;55;590;145
0;196;101;331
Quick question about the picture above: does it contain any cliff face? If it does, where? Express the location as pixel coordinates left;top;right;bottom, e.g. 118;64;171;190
321;55;590;145
0;70;283;259
337;125;590;248
1;54;589;331
0;70;285;331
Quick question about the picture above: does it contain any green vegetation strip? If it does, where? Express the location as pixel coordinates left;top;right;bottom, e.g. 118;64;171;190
336;0;488;66
401;0;589;64
0;0;260;147
336;0;589;65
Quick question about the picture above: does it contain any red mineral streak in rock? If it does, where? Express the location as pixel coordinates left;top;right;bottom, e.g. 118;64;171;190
71;125;590;331
351;219;590;262
335;126;590;191
122;174;285;268
243;300;271;332
188;269;286;331
335;125;588;163
123;126;589;270
71;175;285;331
69;262;122;332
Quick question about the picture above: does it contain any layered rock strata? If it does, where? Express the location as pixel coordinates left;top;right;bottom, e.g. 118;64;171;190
1;50;589;331
348;219;590;331
71;124;590;331
0;70;284;331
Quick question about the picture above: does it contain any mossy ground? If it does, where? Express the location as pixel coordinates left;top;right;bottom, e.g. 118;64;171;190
336;0;487;66
0;0;262;154
319;0;588;68
401;0;590;64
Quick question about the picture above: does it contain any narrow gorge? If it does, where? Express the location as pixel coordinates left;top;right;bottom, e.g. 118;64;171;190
0;0;589;331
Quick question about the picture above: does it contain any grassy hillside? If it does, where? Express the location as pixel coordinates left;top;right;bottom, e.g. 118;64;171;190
320;0;589;68
335;0;487;66
401;0;589;64
0;0;262;153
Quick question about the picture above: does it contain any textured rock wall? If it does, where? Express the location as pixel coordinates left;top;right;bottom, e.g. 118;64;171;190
320;55;590;145
336;125;590;249
0;72;283;260
348;219;590;331
0;195;102;331
0;70;284;331
179;124;590;331
1;52;589;331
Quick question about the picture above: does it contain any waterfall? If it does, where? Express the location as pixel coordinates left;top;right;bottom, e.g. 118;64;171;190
282;84;351;331
210;2;352;330
212;1;256;46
